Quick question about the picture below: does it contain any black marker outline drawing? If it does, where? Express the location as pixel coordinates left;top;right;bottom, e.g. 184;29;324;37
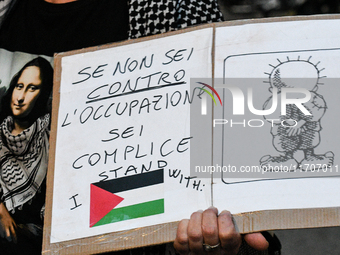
260;56;334;171
220;48;340;185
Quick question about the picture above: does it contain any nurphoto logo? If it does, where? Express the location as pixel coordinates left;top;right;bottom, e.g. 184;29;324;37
196;82;222;115
197;81;312;117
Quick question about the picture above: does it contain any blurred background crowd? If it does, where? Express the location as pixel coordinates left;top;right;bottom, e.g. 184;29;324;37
218;0;339;19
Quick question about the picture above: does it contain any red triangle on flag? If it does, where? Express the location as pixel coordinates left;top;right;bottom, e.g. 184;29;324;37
90;184;124;227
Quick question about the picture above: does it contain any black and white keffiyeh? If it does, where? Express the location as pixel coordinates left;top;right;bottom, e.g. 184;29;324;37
0;114;49;213
128;0;223;38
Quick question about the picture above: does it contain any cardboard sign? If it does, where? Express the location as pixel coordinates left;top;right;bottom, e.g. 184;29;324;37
43;16;340;254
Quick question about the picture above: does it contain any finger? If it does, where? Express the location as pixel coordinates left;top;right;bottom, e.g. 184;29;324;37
291;128;296;136
296;128;301;136
201;207;220;254
187;210;204;254
5;227;12;242
287;129;292;137
244;233;269;251
174;219;190;255
218;210;241;255
10;225;17;244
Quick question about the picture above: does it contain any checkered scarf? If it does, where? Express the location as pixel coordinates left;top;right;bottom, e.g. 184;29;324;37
0;114;49;213
128;0;223;38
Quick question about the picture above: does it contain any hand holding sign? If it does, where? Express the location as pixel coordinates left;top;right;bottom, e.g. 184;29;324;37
174;207;269;255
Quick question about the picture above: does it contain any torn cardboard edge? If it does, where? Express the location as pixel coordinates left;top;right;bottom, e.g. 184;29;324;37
43;14;340;255
42;207;340;254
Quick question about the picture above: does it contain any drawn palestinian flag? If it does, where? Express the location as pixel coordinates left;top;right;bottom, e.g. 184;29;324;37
90;169;164;227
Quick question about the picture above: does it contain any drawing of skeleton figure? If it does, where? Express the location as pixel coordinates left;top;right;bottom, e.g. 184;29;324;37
260;57;334;170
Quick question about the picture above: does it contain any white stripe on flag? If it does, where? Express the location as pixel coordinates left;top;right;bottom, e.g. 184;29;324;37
114;183;163;208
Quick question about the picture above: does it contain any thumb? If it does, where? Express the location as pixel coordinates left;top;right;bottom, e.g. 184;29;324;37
243;232;269;251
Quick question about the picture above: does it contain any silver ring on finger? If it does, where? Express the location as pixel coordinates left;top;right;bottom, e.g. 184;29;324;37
203;243;220;252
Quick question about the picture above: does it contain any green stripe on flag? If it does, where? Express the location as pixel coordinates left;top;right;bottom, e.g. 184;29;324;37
93;199;164;227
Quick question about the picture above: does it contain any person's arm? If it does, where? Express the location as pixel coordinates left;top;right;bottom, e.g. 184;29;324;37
0;202;17;243
0;0;17;28
174;207;269;255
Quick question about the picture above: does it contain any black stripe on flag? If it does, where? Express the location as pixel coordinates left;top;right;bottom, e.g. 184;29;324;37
92;169;164;193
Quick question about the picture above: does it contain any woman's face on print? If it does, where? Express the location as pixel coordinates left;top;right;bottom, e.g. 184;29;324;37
11;66;42;119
